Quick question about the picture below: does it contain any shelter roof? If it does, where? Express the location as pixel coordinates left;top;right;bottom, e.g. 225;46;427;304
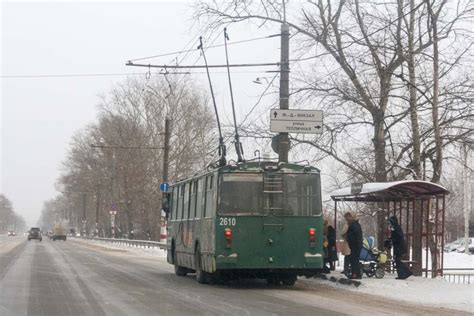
330;180;449;202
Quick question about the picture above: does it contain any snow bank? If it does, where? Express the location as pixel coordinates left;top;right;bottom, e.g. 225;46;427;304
437;251;473;271
74;238;168;259
310;253;474;313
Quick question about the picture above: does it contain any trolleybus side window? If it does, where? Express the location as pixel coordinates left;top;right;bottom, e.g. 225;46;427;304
218;173;263;215
204;175;214;217
190;181;197;219
178;184;185;219
196;179;204;219
172;187;178;220
284;174;322;216
183;183;190;219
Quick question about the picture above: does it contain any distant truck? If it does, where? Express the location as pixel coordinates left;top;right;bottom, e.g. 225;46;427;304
52;223;67;241
28;227;42;241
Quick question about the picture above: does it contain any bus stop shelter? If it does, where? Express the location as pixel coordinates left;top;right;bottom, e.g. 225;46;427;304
330;180;449;277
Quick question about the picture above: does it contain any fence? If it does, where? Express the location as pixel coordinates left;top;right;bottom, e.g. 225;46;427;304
75;236;167;250
440;268;474;285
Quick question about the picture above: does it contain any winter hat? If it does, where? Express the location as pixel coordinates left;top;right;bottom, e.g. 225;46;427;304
389;216;398;226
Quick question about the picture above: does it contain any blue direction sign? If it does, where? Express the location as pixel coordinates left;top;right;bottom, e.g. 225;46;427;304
160;182;170;192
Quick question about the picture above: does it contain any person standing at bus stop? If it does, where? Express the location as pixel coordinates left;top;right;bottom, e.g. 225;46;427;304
344;212;363;279
325;219;338;271
389;216;412;280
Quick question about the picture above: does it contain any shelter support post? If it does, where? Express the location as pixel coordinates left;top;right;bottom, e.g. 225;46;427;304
440;195;446;276
413;198;423;276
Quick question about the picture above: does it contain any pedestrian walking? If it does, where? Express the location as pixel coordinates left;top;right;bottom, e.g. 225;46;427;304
344;212;363;279
389;216;413;280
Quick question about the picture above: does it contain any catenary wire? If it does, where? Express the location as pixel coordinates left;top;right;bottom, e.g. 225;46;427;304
128;34;280;63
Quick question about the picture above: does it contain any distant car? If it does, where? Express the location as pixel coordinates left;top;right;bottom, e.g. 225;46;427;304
7;231;16;236
28;227;42;241
456;237;473;253
444;238;464;252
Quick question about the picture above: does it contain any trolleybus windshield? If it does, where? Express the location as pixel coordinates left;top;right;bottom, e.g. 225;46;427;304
283;173;321;216
218;173;263;215
218;172;321;216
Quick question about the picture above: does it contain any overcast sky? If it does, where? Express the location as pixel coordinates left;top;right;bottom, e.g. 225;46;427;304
1;1;286;226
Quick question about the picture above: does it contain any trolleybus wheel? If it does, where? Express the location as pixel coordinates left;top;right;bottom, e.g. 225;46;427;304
281;275;297;286
173;247;187;277
195;245;208;284
175;265;187;277
266;276;281;286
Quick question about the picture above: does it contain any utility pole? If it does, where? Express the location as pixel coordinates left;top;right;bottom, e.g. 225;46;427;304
82;193;87;236
278;22;290;163
462;144;471;254
112;148;116;238
161;117;171;242
162;117;171;195
95;183;100;237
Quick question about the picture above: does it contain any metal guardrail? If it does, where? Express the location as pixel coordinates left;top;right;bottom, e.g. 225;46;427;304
441;268;474;285
74;236;167;250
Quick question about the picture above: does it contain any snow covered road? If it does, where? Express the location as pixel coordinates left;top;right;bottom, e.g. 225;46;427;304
0;236;469;315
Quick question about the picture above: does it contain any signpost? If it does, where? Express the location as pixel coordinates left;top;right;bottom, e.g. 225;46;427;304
270;109;323;134
160;182;170;193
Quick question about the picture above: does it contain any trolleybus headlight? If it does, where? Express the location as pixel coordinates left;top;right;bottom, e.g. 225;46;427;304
225;228;232;248
309;228;316;247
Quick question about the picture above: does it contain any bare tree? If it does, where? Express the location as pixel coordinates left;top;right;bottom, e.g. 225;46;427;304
51;75;215;240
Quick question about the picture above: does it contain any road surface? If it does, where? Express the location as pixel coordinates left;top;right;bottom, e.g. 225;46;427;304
0;235;464;315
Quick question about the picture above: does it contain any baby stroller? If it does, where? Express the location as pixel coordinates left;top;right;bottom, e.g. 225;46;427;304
359;236;387;279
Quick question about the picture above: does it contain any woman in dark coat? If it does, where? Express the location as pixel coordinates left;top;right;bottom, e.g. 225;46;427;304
327;223;338;270
389;216;413;280
344;212;363;279
323;219;338;272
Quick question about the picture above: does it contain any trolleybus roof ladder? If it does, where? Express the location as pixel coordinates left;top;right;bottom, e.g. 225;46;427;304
263;172;284;213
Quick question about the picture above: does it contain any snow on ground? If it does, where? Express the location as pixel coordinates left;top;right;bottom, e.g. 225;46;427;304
72;238;167;259
315;252;474;313
75;238;473;312
307;270;473;313
309;270;473;313
435;251;473;271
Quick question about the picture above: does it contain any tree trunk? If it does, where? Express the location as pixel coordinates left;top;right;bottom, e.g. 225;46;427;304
408;0;422;180
426;0;443;275
427;1;443;183
373;110;387;248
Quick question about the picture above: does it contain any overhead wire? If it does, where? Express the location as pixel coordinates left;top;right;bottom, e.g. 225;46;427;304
128;34;280;63
240;72;279;127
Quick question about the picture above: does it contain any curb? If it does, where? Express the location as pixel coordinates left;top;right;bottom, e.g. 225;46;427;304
313;273;362;287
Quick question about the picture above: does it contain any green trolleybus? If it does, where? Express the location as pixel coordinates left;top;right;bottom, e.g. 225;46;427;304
166;161;324;285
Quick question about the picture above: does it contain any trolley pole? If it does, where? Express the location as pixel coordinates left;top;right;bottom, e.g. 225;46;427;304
161;117;171;242
278;22;290;163
162;117;171;193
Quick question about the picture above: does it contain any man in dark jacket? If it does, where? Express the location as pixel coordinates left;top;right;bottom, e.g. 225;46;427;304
344;212;363;279
389;216;413;280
